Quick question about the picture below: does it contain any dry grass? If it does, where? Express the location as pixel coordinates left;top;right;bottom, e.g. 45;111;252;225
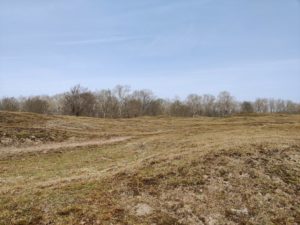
0;111;299;225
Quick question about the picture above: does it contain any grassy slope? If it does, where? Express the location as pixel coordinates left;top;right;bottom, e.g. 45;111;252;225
0;111;299;225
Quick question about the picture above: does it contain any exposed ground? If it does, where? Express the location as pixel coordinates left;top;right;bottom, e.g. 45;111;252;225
0;111;299;225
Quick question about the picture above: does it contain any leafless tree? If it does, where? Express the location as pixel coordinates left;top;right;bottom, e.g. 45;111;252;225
240;101;254;113
80;92;97;117
202;94;216;116
47;94;64;114
2;85;300;117
22;96;49;114
125;99;143;117
146;99;164;116
62;85;96;116
169;99;190;117
268;99;276;113
286;100;298;114
0;97;20;111
63;85;85;116
95;90;119;118
186;94;203;117
114;85;130;117
275;99;286;113
131;89;154;116
216;91;236;116
254;98;269;113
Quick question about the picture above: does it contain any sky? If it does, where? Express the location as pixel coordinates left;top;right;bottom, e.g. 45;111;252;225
0;0;300;101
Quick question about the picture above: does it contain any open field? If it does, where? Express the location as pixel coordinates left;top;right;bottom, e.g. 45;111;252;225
0;111;299;225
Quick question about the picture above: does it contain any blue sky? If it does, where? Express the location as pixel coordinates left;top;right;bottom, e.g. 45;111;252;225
0;0;299;101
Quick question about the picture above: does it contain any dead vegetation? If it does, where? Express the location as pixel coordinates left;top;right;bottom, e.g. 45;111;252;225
0;111;299;225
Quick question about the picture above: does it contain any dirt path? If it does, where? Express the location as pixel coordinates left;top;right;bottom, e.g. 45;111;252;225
0;136;131;157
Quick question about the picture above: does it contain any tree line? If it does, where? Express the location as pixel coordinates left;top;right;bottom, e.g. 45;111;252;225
1;85;300;117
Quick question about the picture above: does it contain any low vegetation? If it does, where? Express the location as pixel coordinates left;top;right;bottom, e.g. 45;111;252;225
0;111;299;225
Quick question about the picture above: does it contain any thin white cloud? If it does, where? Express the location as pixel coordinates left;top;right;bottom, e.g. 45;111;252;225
56;35;149;46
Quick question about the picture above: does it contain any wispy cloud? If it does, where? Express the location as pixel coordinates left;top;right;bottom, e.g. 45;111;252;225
56;35;149;46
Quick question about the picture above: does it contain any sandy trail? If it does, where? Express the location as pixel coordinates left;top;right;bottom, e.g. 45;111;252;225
0;136;131;157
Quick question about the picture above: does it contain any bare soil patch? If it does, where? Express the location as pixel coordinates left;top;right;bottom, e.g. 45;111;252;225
0;136;131;157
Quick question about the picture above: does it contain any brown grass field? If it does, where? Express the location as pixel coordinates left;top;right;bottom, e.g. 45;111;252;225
0;111;299;225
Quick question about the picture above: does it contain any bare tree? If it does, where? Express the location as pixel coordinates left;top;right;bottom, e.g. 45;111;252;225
202;94;216;116
216;91;236;116
0;97;20;111
2;85;300;117
131;89;154;116
95;90;119;118
114;85;130;117
146;99;164;116
63;85;84;116
80;92;97;117
186;94;203;117
62;85;96;117
125;98;143;117
169;99;190;117
22;96;49;114
47;94;64;114
268;99;276;113
254;98;269;113
286;100;298;114
161;99;172;116
241;101;254;113
275;99;286;113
